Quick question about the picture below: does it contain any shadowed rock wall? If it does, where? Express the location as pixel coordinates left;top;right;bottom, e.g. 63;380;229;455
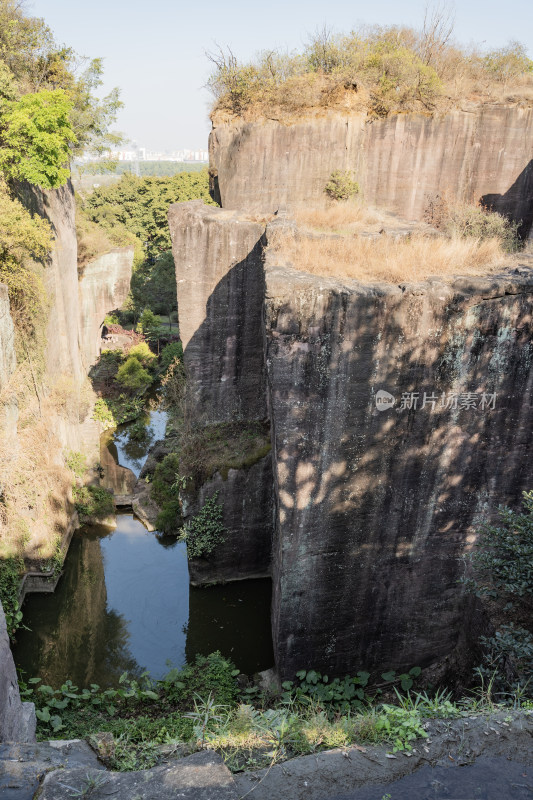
211;107;533;236
169;201;273;583
0;601;35;742
265;254;533;678
168;200;267;424
186;454;273;586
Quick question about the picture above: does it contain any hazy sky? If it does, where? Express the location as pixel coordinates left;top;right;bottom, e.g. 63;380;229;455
31;0;533;152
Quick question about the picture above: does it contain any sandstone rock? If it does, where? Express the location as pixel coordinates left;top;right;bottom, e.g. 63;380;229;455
132;478;160;532
168;200;268;424
187;454;273;586
38;750;239;800
211;107;533;239
264;251;533;678
0;601;36;743
78;248;134;371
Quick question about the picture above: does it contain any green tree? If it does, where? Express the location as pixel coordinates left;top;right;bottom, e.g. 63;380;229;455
116;356;152;393
0;89;75;188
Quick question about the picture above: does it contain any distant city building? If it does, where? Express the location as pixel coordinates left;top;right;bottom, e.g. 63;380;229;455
81;146;209;163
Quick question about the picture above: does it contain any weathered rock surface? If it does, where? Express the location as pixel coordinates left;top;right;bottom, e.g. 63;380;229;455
233;711;533;800
187;454;273;586
100;434;138;497
168;201;275;583
78;249;134;370
0;284;15;391
265;252;533;678
0;601;35;743
0;283;18;439
168;200;268;423
38;750;239;800
0;739;104;800
211;107;533;236
132;478;159;531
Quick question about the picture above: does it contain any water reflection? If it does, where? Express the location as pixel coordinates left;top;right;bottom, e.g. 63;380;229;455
112;409;168;477
14;514;273;686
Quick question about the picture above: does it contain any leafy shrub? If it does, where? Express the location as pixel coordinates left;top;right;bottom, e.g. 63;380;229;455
73;485;114;521
155;500;182;535
374;705;427;752
161;341;184;373
65;450;86;479
324;170;360;201
180;492;226;559
116;357;152;392
443;203;520;252
478;624;533;699
160;651;239;708
468;490;533;602
0;556;24;637
128;342;157;368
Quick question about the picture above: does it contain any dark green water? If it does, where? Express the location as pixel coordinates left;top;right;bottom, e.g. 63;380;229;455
13;409;274;686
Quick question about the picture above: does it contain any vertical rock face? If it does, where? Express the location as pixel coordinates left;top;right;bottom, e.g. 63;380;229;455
18;181;83;383
211;107;533;236
0;284;17;440
187;454;273;586
78;249;134;371
0;601;35;742
168;202;274;583
264;258;533;677
168;201;267;424
0;284;15;391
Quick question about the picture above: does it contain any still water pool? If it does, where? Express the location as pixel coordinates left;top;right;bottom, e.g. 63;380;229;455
14;408;274;686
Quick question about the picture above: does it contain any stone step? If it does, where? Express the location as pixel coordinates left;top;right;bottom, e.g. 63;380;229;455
37;750;239;800
0;739;103;800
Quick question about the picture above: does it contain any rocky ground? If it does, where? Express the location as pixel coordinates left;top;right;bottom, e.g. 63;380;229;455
1;710;531;800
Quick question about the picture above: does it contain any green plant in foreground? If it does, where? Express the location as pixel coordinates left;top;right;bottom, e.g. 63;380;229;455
65;450;87;479
375;704;427;752
179;492;226;558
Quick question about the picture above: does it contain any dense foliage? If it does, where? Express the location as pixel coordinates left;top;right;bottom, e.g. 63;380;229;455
0;0;121;327
466;491;533;698
78;170;215;320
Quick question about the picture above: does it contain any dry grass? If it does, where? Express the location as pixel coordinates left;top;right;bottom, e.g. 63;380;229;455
293;202;399;235
0;371;95;567
269;228;508;284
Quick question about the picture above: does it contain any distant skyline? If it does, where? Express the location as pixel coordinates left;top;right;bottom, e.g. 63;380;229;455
31;0;533;152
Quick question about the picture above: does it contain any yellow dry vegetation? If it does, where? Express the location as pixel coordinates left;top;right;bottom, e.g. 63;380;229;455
269;226;508;284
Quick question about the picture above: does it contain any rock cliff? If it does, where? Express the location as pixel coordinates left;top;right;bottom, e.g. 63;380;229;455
264;250;533;677
0;600;35;742
79;249;134;372
169;199;533;679
210;106;533;236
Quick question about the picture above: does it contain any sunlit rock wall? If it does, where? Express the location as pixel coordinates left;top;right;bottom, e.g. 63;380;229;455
78;248;133;371
211;106;533;237
265;251;533;678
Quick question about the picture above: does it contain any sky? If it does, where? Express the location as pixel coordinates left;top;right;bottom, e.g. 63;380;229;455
30;0;533;153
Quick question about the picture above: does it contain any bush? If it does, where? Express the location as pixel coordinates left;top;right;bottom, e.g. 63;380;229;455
324;170;360;201
73;485;114;521
0;556;24;638
116;357;153;393
161;341;184;373
155;500;182;535
128;342;157;369
426;197;520;253
160;651;239;708
180;493;226;559
65;451;87;478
